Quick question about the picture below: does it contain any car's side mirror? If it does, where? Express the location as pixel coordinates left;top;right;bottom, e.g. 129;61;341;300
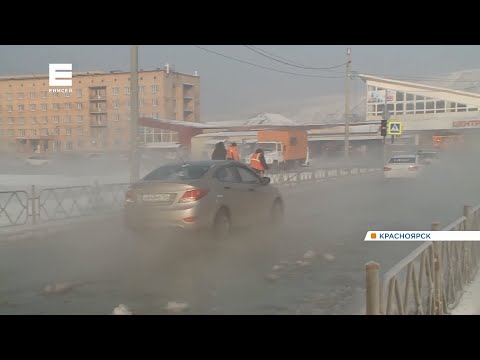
262;176;271;185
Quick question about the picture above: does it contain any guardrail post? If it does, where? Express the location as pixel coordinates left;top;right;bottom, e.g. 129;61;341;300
366;261;380;315
31;185;37;225
431;222;444;315
464;205;474;230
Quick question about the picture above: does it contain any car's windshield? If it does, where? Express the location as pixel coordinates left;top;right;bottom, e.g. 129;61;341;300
258;143;277;152
389;157;416;164
143;164;211;181
419;152;438;159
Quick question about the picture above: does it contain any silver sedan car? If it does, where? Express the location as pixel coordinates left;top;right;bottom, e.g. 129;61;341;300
124;160;284;239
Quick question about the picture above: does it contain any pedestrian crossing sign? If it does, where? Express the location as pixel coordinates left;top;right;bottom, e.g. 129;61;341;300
388;121;403;136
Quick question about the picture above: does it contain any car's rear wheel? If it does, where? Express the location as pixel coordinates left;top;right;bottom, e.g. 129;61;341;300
212;209;231;240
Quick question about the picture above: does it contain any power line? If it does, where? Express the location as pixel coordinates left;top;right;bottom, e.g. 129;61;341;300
244;45;348;71
193;45;344;79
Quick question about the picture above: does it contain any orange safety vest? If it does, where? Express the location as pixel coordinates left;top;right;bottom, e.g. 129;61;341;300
227;146;239;161
250;153;265;171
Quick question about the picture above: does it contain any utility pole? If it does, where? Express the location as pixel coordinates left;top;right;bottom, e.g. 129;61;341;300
344;48;352;159
129;45;140;183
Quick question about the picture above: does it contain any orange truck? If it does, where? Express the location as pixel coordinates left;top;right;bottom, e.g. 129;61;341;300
254;129;309;169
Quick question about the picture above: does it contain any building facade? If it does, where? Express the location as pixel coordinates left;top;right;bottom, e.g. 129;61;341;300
360;74;480;131
0;65;200;154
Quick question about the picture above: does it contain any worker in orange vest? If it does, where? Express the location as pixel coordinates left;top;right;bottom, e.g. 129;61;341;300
226;142;240;161
250;148;269;175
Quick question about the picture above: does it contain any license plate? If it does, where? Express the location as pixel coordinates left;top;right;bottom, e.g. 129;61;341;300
142;193;171;202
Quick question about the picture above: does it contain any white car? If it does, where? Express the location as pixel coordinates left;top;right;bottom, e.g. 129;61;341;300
384;155;422;179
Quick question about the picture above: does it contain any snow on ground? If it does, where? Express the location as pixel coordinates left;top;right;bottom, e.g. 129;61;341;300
451;270;480;315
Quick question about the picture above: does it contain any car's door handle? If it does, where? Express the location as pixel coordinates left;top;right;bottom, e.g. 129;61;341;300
224;186;231;189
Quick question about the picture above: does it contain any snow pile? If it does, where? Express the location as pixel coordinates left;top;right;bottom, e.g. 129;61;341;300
451;271;480;315
112;304;133;315
243;113;299;127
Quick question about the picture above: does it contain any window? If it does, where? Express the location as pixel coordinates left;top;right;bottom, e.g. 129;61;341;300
52;92;59;98
406;93;414;101
29;91;36;99
389;157;416;164
113;114;120;122
395;103;404;114
66;128;72;136
65;103;71;110
66;141;73;150
31;129;37;136
77;115;83;123
396;92;404;102
41;103;47;111
65;91;71;98
139;86;145;93
406;103;414;114
41;91;47;98
115;127;121;134
125;87;130;95
416;102;424;110
31;116;37;124
143;164;212;181
65;115;72;123
53;103;60;110
18;104;25;112
41;116;48;123
468;108;478;112
53;128;60;135
237;166;262;184
53;116;59;124
215;166;240;183
7;105;13;112
416;95;424;101
76;102;82;110
42;128;48;136
54;140;62;150
76;89;82;98
290;137;298;146
6;92;12;101
426;101;434;110
17;91;24;99
153;113;160;119
140;98;144;107
18;117;25;124
78;128;84;136
387;104;394;112
8;129;14;136
112;87;119;95
18;129;25;136
152;98;158;107
113;100;119;108
7;117;14;124
152;85;158;94
30;104;36;111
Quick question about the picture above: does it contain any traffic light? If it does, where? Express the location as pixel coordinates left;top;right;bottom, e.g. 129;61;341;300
381;120;387;137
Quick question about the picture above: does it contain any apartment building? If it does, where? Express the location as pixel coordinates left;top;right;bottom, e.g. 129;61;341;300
0;65;200;153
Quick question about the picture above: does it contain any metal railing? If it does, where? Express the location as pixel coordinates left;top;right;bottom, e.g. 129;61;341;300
267;166;380;186
0;165;381;230
366;205;480;315
0;183;130;229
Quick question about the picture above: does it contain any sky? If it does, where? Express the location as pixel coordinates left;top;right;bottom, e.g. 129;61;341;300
1;45;480;120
